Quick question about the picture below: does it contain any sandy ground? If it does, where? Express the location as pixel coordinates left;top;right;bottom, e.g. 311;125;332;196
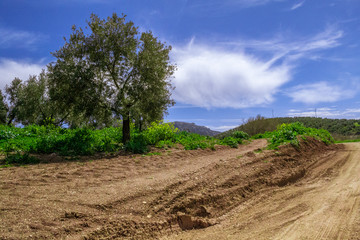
0;139;358;239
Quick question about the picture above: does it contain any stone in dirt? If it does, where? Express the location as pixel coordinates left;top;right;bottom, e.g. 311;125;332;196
177;212;212;230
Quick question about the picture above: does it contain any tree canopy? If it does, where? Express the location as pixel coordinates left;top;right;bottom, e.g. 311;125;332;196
5;71;64;126
0;90;7;124
2;13;176;144
47;13;175;142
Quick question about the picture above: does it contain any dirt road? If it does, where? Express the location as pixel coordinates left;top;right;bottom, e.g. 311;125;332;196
0;139;359;239
164;142;360;240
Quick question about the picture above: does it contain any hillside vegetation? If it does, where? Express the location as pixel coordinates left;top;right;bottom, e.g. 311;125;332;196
217;116;360;140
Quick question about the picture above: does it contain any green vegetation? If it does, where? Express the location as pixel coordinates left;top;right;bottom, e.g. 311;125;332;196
261;122;334;150
0;121;335;167
3;13;175;144
0;90;7;124
0;124;123;155
4;152;40;166
0;122;251;165
217;116;360;141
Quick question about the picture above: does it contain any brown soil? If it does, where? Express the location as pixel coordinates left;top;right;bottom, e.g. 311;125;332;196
0;138;358;240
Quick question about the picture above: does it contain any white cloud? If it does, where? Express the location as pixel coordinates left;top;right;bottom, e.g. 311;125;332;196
0;59;44;91
172;27;343;109
290;1;305;10
287;82;355;104
0;28;47;50
172;43;291;108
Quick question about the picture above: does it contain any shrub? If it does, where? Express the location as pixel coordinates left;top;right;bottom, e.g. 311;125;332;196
221;136;240;148
267;122;334;149
4;152;40;165
155;140;175;149
231;131;249;140
143;121;178;145
126;133;148;154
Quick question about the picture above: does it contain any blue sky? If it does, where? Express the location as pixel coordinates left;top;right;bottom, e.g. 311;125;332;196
1;0;360;131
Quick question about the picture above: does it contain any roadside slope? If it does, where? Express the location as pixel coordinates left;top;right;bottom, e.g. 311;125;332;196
163;142;359;240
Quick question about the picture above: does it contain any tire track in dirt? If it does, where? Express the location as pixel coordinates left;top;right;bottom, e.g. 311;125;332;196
162;142;359;240
0;140;268;240
1;139;352;240
274;143;360;240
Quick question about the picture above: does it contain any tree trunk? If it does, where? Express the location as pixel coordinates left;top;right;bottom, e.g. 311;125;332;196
7;114;15;126
122;113;131;144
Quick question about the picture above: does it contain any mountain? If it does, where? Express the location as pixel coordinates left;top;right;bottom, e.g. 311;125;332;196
172;121;220;136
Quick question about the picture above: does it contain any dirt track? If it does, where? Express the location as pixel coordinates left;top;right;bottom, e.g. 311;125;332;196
0;139;359;239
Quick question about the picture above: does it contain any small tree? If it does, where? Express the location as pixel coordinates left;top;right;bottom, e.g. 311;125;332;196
5;71;66;126
48;13;175;142
0;90;8;124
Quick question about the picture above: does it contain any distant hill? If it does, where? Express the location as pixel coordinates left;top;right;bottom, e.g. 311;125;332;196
216;116;360;140
172;121;220;136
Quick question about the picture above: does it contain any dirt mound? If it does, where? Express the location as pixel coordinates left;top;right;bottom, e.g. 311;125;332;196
0;138;344;239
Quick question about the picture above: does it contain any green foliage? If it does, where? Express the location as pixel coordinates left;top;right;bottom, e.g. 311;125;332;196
48;13;175;143
175;131;216;150
221;137;241;148
218;116;360;141
0;121;250;158
0;125;124;156
231;131;249;140
155;140;175;149
143;121;178;145
5;72;63;126
266;122;334;149
4;152;40;165
125;133;149;154
0;90;7;124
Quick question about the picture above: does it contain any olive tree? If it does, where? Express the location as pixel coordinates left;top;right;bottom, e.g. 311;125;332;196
48;13;175;142
5;71;65;126
0;90;7;124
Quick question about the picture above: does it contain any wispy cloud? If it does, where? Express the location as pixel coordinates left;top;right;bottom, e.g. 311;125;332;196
286;82;355;104
290;1;305;10
288;107;360;119
0;28;47;50
188;0;284;11
228;26;343;64
231;0;279;7
0;59;44;91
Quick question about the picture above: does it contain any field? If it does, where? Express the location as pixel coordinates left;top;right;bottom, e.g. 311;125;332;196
1;135;359;239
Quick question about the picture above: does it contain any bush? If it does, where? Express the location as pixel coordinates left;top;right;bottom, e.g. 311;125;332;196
4;152;40;165
126;133;148;154
267;122;334;149
221;136;241;148
143;121;178;145
231;131;249;140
